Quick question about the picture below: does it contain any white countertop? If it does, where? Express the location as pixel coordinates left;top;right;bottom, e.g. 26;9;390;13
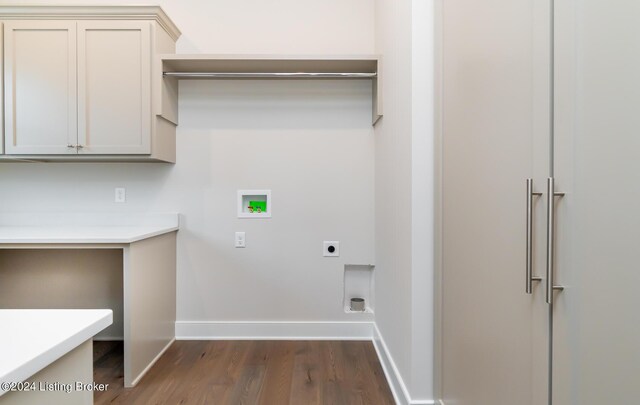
0;309;113;397
0;225;179;244
0;213;179;244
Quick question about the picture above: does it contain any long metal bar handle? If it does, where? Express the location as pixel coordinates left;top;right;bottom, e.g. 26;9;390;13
526;179;542;294
546;177;565;304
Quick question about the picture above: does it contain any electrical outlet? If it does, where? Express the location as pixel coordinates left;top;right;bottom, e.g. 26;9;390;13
323;241;340;257
235;232;246;248
115;188;126;203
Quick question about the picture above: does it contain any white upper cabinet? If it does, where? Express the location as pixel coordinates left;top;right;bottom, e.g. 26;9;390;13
4;21;77;155
0;6;181;162
77;21;151;155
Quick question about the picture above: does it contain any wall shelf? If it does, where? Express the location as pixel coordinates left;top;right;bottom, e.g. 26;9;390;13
160;54;383;125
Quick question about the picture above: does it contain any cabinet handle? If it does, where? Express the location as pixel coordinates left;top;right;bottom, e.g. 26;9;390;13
526;179;542;294
67;144;76;148
76;145;84;149
546;177;565;304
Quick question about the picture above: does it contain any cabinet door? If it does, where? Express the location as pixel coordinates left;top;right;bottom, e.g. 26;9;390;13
440;0;551;404
552;0;640;403
4;21;77;155
77;21;151;155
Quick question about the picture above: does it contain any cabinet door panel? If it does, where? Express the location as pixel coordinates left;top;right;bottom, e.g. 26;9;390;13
77;21;151;155
440;0;551;404
553;0;640;403
4;21;77;155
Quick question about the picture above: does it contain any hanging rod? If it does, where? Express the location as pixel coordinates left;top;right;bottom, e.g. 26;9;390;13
163;72;377;79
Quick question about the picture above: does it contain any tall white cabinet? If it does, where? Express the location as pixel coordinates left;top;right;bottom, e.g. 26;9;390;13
0;6;180;162
439;0;640;404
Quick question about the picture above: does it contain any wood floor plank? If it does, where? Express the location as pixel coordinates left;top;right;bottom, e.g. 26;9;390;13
341;341;368;385
162;340;250;405
228;365;266;404
288;341;322;404
317;341;351;405
257;341;294;405
318;341;339;382
94;340;395;405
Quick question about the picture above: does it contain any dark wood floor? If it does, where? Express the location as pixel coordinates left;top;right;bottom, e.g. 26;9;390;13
93;340;395;405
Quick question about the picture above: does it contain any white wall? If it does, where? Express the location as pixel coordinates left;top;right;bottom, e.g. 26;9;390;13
411;0;435;398
374;0;435;402
374;0;414;398
0;1;377;329
0;0;374;54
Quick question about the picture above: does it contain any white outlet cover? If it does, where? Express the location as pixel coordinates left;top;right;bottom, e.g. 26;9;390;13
235;232;246;248
323;241;340;257
115;188;126;203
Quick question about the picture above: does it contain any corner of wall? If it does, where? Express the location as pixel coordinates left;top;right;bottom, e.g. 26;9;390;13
373;0;436;401
373;324;436;405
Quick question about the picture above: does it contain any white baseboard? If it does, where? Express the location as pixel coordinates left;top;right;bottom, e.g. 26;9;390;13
372;324;436;405
175;321;374;340
130;337;175;386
